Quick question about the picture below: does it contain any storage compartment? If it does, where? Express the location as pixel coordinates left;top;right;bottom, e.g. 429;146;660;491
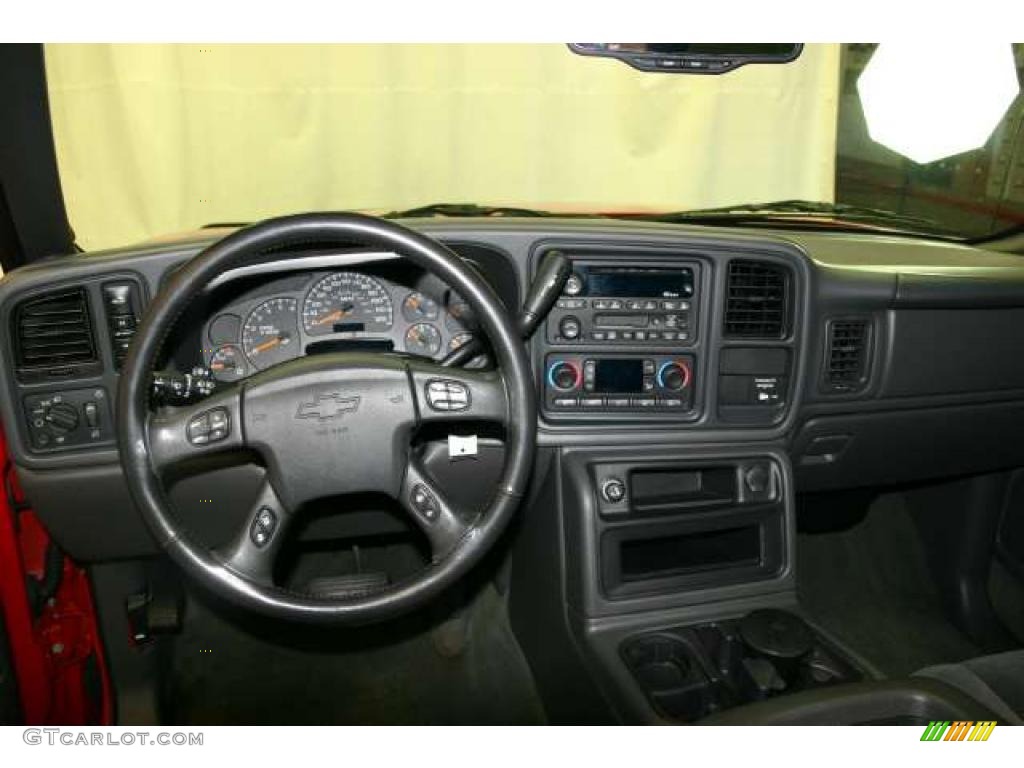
601;505;785;599
620;525;760;582
629;467;737;514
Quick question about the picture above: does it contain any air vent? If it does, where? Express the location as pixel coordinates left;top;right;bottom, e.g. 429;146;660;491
823;317;871;393
14;288;98;375
723;260;789;338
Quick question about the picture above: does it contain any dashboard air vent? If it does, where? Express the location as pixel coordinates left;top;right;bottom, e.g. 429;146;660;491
14;288;98;374
723;260;789;338
823;317;871;393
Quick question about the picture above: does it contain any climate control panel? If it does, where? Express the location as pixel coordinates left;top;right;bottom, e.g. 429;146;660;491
544;354;695;414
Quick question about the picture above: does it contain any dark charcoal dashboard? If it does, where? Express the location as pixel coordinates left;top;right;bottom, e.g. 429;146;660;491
5;216;1024;723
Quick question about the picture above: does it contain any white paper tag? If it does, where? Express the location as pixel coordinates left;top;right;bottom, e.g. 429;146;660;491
448;434;478;459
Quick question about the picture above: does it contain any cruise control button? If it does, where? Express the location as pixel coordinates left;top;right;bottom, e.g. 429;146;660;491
250;506;277;547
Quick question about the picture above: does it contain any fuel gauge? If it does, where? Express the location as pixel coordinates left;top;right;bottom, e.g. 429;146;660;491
209;344;247;382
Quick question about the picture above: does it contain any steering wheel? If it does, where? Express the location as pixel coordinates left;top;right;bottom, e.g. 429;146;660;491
117;213;536;625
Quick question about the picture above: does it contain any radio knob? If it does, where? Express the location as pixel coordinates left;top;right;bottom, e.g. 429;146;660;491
559;315;581;340
657;360;691;391
564;273;584;297
548;361;582;392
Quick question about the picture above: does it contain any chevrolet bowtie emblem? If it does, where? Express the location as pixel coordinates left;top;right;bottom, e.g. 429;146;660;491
296;393;361;421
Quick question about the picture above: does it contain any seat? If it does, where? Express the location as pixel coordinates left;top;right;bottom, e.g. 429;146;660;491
915;650;1024;725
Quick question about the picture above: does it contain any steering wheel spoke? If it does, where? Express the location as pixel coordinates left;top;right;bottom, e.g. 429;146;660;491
215;477;293;585
147;385;246;473
407;360;509;426
400;457;473;561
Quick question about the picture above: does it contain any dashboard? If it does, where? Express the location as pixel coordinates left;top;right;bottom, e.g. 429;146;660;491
4;216;1024;565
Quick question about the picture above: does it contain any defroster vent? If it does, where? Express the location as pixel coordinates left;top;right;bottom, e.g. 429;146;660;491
723;260;789;338
14;288;98;376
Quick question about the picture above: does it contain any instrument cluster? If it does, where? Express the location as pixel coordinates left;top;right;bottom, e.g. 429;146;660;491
201;269;477;382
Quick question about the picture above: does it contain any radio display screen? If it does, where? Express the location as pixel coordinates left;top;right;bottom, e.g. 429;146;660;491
594;359;644;393
585;266;694;298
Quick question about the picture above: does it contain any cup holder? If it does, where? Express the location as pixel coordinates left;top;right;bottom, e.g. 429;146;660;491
621;609;864;722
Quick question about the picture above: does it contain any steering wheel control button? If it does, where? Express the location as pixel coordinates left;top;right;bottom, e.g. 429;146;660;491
410;484;440;521
187;407;231;446
207;407;230;441
250;507;278;548
187;413;211;445
425;379;471;412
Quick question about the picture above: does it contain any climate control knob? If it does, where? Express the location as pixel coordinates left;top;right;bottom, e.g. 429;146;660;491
657;360;692;391
547;360;582;392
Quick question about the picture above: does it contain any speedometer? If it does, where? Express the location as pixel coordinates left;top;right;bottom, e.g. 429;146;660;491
302;272;394;336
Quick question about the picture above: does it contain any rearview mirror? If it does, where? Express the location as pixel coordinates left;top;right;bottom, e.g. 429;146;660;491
568;43;803;74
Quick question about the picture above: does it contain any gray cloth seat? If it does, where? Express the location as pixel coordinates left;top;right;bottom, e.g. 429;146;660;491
915;650;1024;725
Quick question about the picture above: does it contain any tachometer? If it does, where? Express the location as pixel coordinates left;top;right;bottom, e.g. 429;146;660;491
302;272;393;336
242;297;300;370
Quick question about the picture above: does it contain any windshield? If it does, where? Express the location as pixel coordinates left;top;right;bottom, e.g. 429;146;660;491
42;43;1024;250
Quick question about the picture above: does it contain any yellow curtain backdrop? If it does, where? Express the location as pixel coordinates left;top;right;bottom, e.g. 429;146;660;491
44;44;840;251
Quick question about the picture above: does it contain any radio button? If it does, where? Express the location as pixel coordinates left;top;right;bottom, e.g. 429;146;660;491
606;331;618;341
606;397;631;408
661;331;677;341
659;397;685;408
643;360;655;374
565;273;584;296
591;331;606;341
580;397;604;408
661;300;679;310
553;397;578;408
632;396;657;407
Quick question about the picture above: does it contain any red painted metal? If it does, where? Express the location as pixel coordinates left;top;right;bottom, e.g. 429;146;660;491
0;427;112;724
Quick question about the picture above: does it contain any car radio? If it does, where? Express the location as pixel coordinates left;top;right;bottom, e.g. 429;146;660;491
544;354;694;412
546;261;698;346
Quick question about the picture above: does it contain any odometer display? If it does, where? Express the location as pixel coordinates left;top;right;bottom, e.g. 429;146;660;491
302;272;394;336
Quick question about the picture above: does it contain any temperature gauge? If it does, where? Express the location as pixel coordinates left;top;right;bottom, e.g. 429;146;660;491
209;344;247;382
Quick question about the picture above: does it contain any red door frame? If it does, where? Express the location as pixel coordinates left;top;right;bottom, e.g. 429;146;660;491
0;427;113;724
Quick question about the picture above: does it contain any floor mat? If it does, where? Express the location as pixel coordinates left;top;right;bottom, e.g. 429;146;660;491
165;583;546;725
797;493;980;678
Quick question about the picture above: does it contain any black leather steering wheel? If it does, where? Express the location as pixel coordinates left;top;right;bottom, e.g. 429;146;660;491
117;213;536;625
